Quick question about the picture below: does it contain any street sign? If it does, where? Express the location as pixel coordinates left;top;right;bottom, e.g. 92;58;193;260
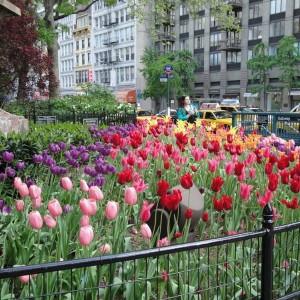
37;116;56;124
83;118;99;126
164;64;173;75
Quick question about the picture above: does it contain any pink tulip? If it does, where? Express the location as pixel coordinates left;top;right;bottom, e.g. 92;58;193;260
19;183;29;198
124;187;137;205
60;177;73;191
225;162;235;175
29;211;43;230
80;215;90;227
79;198;96;216
208;158;219;172
239;183;253;201
140;201;154;222
32;196;42;209
105;201;119;220
89;186;103;201
43;214;57;228
29;185;41;200
157;237;169;247
89;199;97;215
249;168;256;179
98;243;111;254
237;169;246;182
19;275;30;283
141;223;152;239
47;199;63;217
14;177;22;190
80;180;89;192
78;225;94;246
15;200;25;212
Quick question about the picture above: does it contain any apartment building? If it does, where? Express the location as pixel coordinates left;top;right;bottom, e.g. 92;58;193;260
174;0;300;111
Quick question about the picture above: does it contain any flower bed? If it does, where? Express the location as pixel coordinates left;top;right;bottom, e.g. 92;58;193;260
0;118;300;298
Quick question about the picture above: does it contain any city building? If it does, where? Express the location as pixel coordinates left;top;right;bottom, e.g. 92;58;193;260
175;0;300;111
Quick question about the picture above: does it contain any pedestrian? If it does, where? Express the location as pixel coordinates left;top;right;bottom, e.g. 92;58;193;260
177;95;199;123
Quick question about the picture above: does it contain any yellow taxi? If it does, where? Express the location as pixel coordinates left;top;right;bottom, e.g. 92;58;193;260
198;109;232;129
136;109;156;121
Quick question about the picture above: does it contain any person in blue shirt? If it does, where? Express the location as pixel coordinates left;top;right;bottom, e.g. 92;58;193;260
177;95;199;123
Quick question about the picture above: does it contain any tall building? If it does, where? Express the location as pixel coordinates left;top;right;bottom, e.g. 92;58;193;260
175;0;300;111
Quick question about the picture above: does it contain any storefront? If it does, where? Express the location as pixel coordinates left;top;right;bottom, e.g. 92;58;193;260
289;90;300;109
115;90;137;104
243;93;260;108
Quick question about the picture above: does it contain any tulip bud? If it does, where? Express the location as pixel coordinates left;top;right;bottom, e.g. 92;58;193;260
60;177;73;191
98;243;111;254
80;180;89;192
79;198;95;216
29;211;43;230
80;215;90;227
89;186;103;201
19;275;30;283
29;185;41;200
14;177;22;190
78;225;94;246
43;214;57;228
19;183;29;198
47;199;63;217
32;196;42;209
105;201;119;220
15;200;25;212
141;223;152;239
124;187;137;205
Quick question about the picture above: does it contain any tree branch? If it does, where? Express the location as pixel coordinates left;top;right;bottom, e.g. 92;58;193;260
54;0;99;21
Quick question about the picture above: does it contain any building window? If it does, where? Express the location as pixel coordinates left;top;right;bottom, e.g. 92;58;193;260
269;20;285;37
270;0;286;14
249;3;262;19
248;25;262;40
180;39;188;50
88;38;91;48
76;55;79;65
82;39;85;49
294;18;300;33
76;41;79;51
248;48;253;59
210;16;219;27
82;54;85;65
194;17;205;30
180;3;187;16
269;45;278;56
210;33;221;47
180;21;188;34
227;51;241;63
130;66;135;81
88;53;91;64
296;0;300;9
209;52;221;66
294;41;300;55
194;36;204;49
194;54;204;68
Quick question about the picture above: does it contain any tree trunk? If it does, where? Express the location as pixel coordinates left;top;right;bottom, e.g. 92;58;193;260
44;0;60;99
17;66;28;100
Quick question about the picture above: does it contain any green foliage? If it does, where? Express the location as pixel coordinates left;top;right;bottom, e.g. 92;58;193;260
140;49;197;103
37;19;56;45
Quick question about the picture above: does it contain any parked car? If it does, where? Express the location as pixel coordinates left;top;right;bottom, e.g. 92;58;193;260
156;109;178;123
198;109;232;129
136;109;155;121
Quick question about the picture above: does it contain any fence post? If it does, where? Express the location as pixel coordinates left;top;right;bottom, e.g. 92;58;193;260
72;108;76;124
261;203;274;300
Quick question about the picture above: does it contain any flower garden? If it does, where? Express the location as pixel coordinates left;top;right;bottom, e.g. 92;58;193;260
0;117;300;299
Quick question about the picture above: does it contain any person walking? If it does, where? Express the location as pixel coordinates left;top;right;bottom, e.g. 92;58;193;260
177;95;199;123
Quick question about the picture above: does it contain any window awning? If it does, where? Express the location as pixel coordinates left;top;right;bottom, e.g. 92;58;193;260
115;90;137;103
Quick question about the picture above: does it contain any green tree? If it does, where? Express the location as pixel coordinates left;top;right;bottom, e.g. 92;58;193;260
140;49;197;109
247;43;276;110
276;35;300;109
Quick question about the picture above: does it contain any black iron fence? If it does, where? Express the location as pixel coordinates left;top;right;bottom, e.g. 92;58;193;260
24;108;137;126
1;204;300;299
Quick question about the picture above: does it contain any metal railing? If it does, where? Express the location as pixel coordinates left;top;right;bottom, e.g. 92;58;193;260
232;112;300;145
1;204;300;299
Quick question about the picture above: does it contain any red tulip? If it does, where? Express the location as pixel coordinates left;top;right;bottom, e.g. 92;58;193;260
80;180;89;192
19;183;29;198
157;180;170;197
227;134;233;144
180;173;193;189
268;173;279;192
105;201;119;220
290;179;300;193
60;177;73;191
160;189;182;211
281;198;299;209
29;211;43;230
185;208;193;219
47;199;63;217
265;163;273;175
163;161;171;169
29;185;41;200
162;270;168;281
211;176;225;193
140;200;154;222
174;232;183;238
202;211;209;222
15;200;25;212
280;170;290;184
43;214;57;228
78;225;94;246
89;186;103;201
213;197;223;211
234;162;244;176
141;223;152;239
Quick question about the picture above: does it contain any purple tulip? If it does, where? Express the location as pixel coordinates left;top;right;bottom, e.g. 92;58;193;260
26;178;35;187
107;165;116;173
63;204;73;213
2;151;14;163
59;167;67;175
77;145;86;152
50;166;61;175
5;167;16;178
70;150;80;159
58;142;67;150
16;161;25;170
1;205;12;215
49;143;60;153
0;199;4;209
33;154;43;163
88;144;97;151
0;173;5;182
